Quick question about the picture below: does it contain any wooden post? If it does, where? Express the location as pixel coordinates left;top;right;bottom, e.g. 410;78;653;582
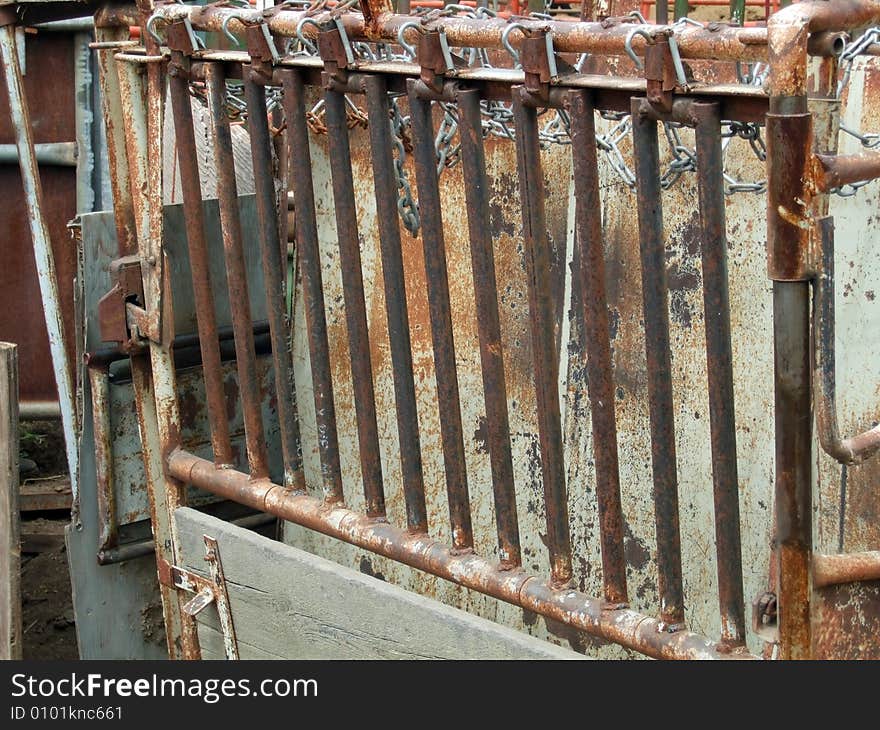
0;342;21;659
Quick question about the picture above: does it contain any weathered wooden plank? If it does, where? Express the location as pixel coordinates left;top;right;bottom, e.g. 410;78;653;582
176;508;585;660
0;342;22;659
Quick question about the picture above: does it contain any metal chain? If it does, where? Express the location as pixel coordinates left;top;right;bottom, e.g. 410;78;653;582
389;95;421;236
834;27;880;196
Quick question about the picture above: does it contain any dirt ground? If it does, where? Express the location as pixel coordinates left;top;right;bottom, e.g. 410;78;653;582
18;419;78;660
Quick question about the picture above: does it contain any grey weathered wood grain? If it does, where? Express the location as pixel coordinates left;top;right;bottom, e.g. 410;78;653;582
176;508;585;660
0;343;21;659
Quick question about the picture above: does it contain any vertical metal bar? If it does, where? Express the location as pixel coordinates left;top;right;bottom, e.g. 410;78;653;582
322;87;386;517
167;51;234;468
512;88;572;587
674;0;690;20
656;1;669;25
407;80;473;549
116;36;199;658
456;87;520;569
243;73;306;491
0;23;79;514
630;97;685;628
766;86;812;659
774;281;812;658
693;102;746;648
568;89;627;606
362;75;427;531
89;364;117;553
94;26;138;256
205;63;270;480
281;70;344;503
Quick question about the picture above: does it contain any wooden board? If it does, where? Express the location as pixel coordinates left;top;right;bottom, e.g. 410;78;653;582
176;508;585;660
0;343;21;659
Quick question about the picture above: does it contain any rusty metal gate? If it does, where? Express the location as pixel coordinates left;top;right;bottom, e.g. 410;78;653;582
34;0;880;659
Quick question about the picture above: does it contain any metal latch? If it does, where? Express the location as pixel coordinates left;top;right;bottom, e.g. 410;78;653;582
161;535;239;660
97;255;149;352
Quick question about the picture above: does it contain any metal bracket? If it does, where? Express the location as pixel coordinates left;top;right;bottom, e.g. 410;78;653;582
245;22;280;84
417;28;459;95
97;255;150;351
318;19;355;90
643;32;677;114
519;27;561;104
165;18;200;58
168;535;240;660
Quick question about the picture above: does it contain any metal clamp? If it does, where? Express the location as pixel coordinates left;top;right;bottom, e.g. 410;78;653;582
246;21;281;83
518;26;561;103
417;26;458;95
318;18;356;89
626;26;683;114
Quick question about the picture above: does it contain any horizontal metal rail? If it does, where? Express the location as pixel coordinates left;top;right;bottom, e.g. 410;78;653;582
168;449;755;660
148;5;769;61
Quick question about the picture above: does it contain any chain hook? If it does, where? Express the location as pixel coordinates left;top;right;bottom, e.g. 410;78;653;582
502;22;528;69
624;26;653;71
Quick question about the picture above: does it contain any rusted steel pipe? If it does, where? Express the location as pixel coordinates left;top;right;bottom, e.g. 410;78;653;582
167;449;758;660
768;1;880;100
206;62;270;481
773;281;812;660
513;87;572;588
243;72;306;491
362;74;427;532
813;217;880;465
149;5;768;62
815;151;880;191
282;69;344;504
693;102;746;650
167;49;234;468
456;87;521;570
806;31;849;58
766;111;812;281
568;89;628;607
323;87;386;517
631;97;685;630
408;81;473;549
813;551;880;588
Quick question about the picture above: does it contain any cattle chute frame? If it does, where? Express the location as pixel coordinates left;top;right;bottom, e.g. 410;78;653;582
66;0;880;660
